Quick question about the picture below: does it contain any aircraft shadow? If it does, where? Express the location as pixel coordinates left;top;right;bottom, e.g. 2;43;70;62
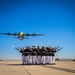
5;64;40;66
5;64;75;73
41;65;75;73
5;64;22;66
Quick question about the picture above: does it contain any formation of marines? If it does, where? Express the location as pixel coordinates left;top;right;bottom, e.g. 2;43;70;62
13;46;62;65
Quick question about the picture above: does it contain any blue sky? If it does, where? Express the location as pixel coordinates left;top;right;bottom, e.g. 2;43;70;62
0;0;75;60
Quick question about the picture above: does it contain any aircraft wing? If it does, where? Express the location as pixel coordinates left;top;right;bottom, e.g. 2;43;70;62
23;33;44;36
0;32;19;36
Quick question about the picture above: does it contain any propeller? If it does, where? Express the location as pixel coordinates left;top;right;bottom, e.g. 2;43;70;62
13;33;17;36
26;33;30;36
7;32;11;35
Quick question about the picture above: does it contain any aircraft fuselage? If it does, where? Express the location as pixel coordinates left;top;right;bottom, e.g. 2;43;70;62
18;36;24;40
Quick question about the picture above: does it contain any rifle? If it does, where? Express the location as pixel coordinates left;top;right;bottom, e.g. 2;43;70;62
56;47;63;52
12;45;22;51
54;46;60;50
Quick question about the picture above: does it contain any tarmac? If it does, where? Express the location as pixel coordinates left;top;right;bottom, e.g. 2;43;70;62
0;60;75;75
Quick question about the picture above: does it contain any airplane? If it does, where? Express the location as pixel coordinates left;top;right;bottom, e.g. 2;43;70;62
0;31;44;40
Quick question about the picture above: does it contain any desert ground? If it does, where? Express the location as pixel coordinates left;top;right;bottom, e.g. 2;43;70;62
0;60;75;75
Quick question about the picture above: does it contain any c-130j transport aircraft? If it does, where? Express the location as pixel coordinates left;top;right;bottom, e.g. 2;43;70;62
0;31;44;40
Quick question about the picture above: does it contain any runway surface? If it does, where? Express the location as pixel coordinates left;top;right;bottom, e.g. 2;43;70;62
0;60;75;75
